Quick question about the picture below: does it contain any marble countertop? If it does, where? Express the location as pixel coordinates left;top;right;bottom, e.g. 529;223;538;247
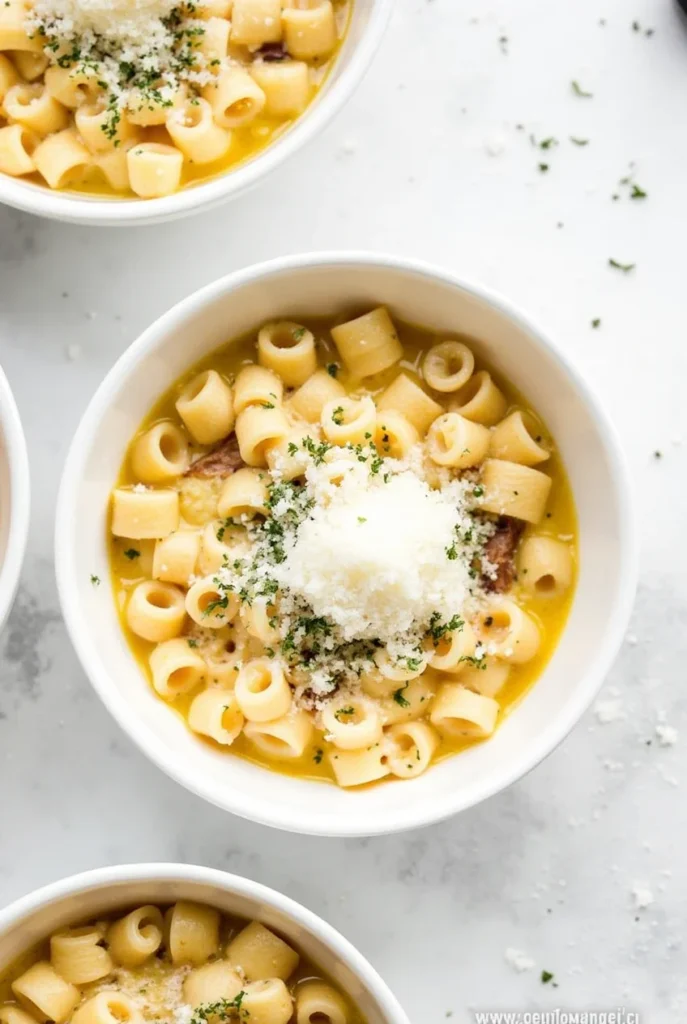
1;0;686;1020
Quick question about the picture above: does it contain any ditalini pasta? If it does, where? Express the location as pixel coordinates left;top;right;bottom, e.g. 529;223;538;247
0;903;363;1024
0;0;351;198
109;307;577;787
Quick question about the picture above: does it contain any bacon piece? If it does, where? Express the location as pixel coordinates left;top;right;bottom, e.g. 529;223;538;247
256;42;288;61
184;434;244;478
482;516;524;593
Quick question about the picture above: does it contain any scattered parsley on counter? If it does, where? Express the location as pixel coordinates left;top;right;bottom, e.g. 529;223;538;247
609;258;636;272
538;163;549;173
571;80;593;97
541;970;555;984
570;136;589;146
653;450;662;460
591;318;601;328
630;183;647;199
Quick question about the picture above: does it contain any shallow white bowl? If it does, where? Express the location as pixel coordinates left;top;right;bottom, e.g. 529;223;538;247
55;253;638;836
0;0;392;227
0;863;410;1024
0;365;30;633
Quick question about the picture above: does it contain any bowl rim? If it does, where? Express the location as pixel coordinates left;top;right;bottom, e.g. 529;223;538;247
0;862;411;1024
0;0;395;227
0;365;30;633
55;251;639;836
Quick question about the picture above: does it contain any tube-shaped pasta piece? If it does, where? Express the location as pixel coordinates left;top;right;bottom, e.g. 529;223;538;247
126;581;186;642
477;598;540;663
426;412;490;469
240;979;293;1024
328;744;389;787
33;128;90;189
188;688;244;745
165;902;220;964
71;992;142;1024
166;97;231;164
459;659;510;699
244;710;313;759
179;476;224;526
331;307;402;378
321;698;383;751
227;921;299;981
233;365;283;415
11;963;80;1024
296;981;348;1024
94;139;140;191
149;637;207;698
0;2;43;53
183;961;243;1008
153;530;200;585
50;927;113;984
235;404;290;467
126;85;183;126
373;648;425;683
282;0;336;59
0;124;38;176
235;657;292;722
0;1007;39;1024
111;488;179;539
44;66;97;108
197;520;248;575
428;620;476;673
230;0;282;45
321;395;376;445
130;422;189;482
287;368;345;423
479;459;552;523
376;373;443;434
257;321;317;387
265;426;317;482
185;575;239;628
0;54;18;101
489;410;549;466
240;597;279;645
422;339;475;393
75;101;136;153
203;66;266;128
449;370;507;426
197;0;232;16
107;906;164;967
176;370;234;445
127;144;183;198
194;16;230;62
217;467;268;519
250;61;310;117
11;51;47;81
385;721;439;779
518;536;573;596
377;674;435;726
375;410;419;460
4;84;68;134
430;683;499;739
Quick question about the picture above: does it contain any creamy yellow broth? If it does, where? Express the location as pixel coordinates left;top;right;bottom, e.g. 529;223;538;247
109;313;577;787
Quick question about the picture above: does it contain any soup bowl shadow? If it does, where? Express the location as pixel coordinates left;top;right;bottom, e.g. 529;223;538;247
0;863;411;1024
55;253;638;836
0;365;30;634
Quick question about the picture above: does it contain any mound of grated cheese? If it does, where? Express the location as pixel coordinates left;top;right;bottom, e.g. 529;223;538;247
272;467;473;644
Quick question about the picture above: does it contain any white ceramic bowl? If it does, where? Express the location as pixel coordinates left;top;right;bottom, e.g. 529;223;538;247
0;365;30;633
0;1;392;227
55;253;638;836
0;863;410;1024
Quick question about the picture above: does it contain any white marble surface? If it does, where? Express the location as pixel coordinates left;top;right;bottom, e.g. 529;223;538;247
1;0;687;1020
